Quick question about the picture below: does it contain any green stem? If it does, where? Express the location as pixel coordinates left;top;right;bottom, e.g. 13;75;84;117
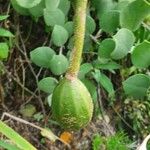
66;0;88;78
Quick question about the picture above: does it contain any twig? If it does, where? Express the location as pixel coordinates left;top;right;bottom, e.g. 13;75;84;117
8;71;39;98
90;29;102;44
24;21;33;43
97;84;115;136
1;112;42;130
0;61;37;99
20;34;46;115
22;88;39;106
15;28;46;115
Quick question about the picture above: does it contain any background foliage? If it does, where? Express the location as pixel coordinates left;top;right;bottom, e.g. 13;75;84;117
0;0;150;149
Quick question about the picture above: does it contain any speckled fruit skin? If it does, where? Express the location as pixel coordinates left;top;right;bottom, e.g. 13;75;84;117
51;77;93;131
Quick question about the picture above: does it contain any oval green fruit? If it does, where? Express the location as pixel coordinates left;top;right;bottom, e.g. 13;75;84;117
51;77;93;130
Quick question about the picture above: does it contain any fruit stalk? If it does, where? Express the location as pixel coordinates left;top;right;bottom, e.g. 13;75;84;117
66;0;88;77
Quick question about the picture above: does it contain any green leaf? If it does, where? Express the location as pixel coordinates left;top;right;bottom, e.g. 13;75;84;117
30;46;55;68
38;77;58;94
131;41;150;68
64;21;74;37
0;43;9;59
47;94;52;107
114;0;130;11
98;38;115;58
86;15;96;34
58;0;70;15
0;121;37;150
81;78;97;98
50;54;69;75
0;140;20;150
44;8;65;26
78;63;93;79
0;15;9;21
111;28;135;59
120;0;150;31
83;33;93;51
45;0;60;11
15;0;42;8
123;74;150;99
100;10;120;33
0;28;14;37
99;73;115;96
93;60;121;70
92;70;115;96
11;0;30;16
29;0;45;17
40;128;58;142
51;25;69;46
92;0;116;18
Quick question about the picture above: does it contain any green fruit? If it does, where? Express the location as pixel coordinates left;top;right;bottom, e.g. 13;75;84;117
51;77;93;131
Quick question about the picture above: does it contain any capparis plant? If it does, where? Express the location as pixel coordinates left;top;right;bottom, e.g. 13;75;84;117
11;0;150;132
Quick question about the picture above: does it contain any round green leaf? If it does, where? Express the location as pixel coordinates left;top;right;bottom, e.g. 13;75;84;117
123;74;150;99
64;21;74;37
86;15;96;34
131;41;150;68
38;77;58;94
29;0;45;17
45;0;60;11
30;47;55;68
52;25;69;46
58;0;70;15
120;0;150;31
100;10;120;33
111;28;135;59
44;8;65;26
50;54;69;75
92;0;116;18
11;0;30;15
15;0;42;8
98;38;115;58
